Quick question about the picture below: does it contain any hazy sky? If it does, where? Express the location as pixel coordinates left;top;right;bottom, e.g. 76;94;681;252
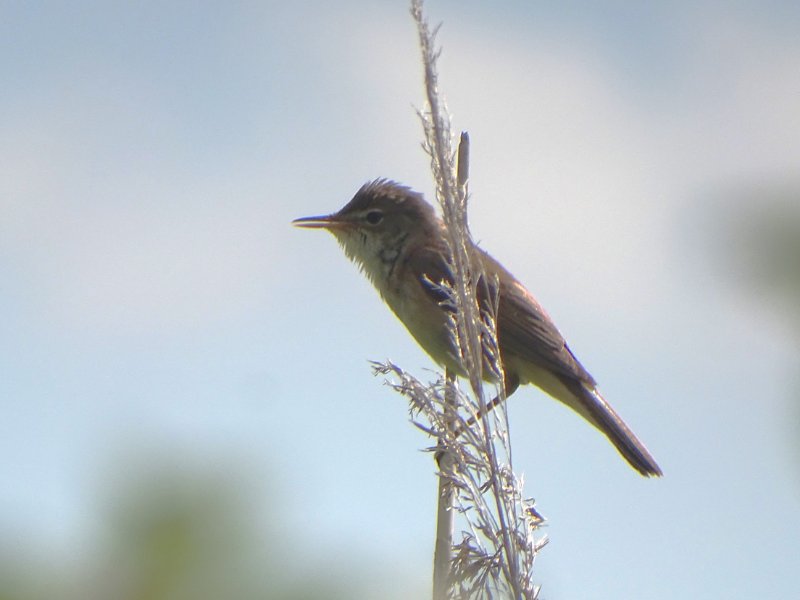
2;1;799;598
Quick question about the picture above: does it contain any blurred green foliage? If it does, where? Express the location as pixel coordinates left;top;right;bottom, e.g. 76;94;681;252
725;183;800;475
730;184;800;329
0;458;366;600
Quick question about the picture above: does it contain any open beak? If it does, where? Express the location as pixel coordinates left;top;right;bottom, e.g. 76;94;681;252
292;214;350;230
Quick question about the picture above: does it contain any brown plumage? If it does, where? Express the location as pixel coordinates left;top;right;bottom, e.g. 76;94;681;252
294;180;662;477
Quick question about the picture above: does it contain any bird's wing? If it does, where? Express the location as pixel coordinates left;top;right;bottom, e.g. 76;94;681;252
480;249;596;385
408;242;594;385
412;253;455;309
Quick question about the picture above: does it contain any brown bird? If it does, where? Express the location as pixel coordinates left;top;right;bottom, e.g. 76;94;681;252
294;179;662;477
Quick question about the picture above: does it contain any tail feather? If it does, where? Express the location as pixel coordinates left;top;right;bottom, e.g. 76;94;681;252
560;377;663;477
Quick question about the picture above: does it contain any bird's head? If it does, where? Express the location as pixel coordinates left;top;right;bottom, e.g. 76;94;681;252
293;179;441;282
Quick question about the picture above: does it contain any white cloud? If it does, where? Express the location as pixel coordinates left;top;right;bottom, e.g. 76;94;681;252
0;85;280;335
348;8;800;327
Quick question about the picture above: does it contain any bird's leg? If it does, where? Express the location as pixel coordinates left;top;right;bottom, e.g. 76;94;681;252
460;372;520;431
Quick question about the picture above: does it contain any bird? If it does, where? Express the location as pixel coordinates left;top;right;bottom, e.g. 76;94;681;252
293;179;662;477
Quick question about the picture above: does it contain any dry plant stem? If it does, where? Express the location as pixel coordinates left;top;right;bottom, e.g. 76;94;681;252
411;1;483;395
415;2;511;596
431;136;470;599
456;131;470;194
412;1;540;597
414;3;522;596
432;369;457;600
454;136;515;565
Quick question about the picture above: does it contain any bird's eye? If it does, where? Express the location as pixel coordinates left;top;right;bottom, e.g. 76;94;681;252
365;210;383;225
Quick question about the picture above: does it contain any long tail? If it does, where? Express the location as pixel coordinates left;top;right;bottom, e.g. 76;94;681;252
558;376;663;477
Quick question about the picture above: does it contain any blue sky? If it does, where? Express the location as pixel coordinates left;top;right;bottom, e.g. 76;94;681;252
2;1;799;598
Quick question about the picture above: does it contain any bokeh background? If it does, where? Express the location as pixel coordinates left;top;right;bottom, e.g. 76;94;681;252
2;1;799;598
